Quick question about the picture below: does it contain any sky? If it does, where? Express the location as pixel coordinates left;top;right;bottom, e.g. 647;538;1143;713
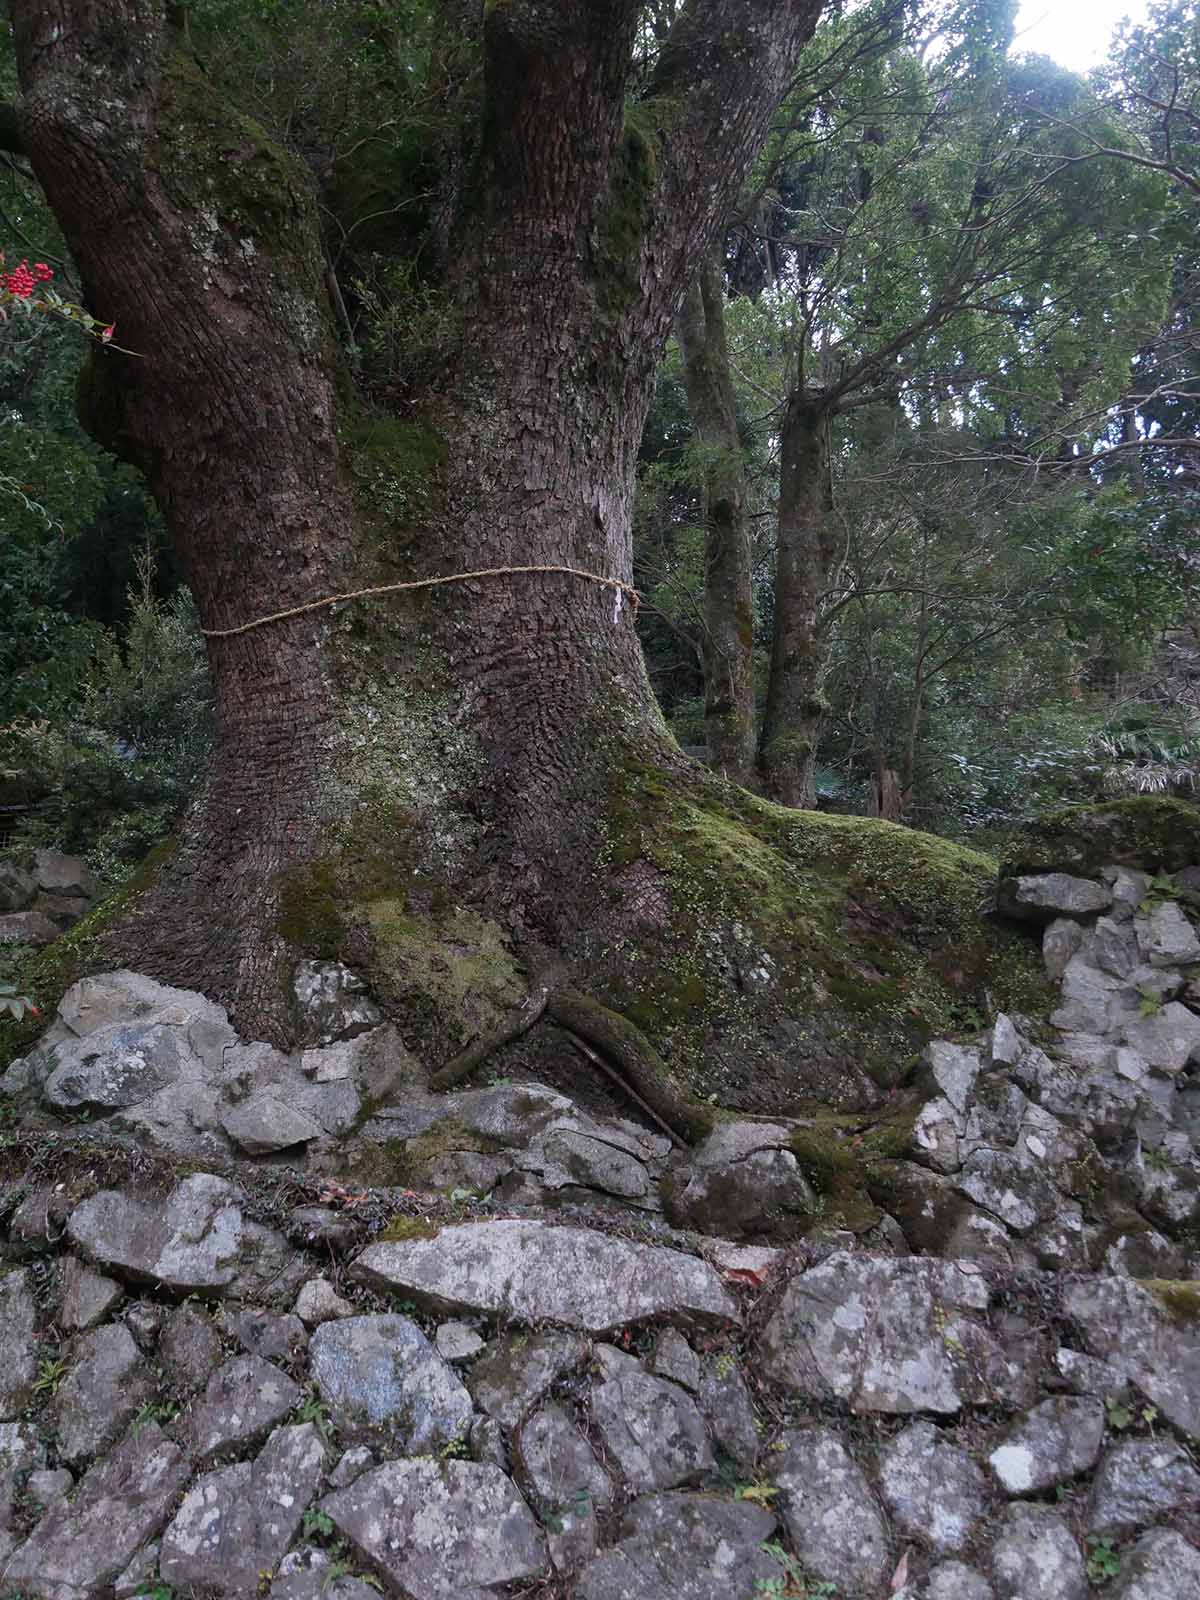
1012;0;1150;70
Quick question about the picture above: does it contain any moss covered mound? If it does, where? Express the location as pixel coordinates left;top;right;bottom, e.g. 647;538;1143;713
589;764;1048;1114
1002;798;1200;880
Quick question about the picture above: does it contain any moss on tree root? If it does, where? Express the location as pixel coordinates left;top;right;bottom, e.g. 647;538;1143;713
5;745;1046;1150
265;748;1048;1132
591;757;1048;1112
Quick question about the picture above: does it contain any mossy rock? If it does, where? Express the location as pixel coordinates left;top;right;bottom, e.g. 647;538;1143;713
361;901;524;1052
1002;798;1200;880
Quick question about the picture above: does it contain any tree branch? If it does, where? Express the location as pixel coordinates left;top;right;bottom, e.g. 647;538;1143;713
632;0;826;338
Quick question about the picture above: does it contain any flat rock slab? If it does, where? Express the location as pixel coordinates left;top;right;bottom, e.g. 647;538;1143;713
53;1324;154;1465
988;1397;1105;1495
52;970;229;1040
922;1562;997;1600
1110;1529;1200;1600
32;849;99;899
160;1422;325;1595
698;1357;760;1472
773;1426;891;1596
158;1304;223;1395
956;1149;1060;1236
222;1094;322;1154
989;1504;1086;1600
0;1267;37;1418
58;1257;123;1332
184;1355;302;1465
1119;1001;1200;1074
42;1023;195;1114
270;1547;382;1598
665;1121;816;1238
323;1458;546;1600
309;1315;473;1453
758;1252;1004;1414
224;1307;309;1364
590;1366;713;1490
924;1041;982;1113
66;1174;244;1294
515;1401;613;1516
467;1331;590;1428
998;873;1112;923
0;909;61;945
4;1422;190;1600
0;1421;41;1555
575;1492;779;1600
0;859;36;911
878;1420;989;1555
350;1220;738;1332
1088;1438;1200;1534
1136;900;1200;967
1063;1275;1200;1438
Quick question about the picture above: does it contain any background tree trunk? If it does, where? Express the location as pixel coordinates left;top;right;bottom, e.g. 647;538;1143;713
758;389;838;807
677;247;757;783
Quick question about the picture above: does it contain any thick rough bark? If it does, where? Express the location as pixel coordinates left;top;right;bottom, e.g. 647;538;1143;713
11;0;826;1045
13;10;356;1035
758;390;838;808
677;247;757;784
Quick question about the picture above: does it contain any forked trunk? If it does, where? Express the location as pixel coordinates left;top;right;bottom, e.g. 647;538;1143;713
13;0;825;1047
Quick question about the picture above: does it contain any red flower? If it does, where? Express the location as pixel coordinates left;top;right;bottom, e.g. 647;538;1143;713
33;263;53;282
101;323;115;342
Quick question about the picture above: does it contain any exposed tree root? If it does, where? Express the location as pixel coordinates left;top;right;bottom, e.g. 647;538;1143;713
428;975;554;1092
560;1025;688;1149
545;987;714;1147
427;968;713;1148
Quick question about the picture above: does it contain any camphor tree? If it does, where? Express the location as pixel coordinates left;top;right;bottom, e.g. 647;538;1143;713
1;0;1048;1135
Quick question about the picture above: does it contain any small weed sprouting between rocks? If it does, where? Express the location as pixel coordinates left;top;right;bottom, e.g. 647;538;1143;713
30;1355;68;1397
1104;1395;1158;1431
293;1390;333;1440
1086;1535;1122;1584
755;1541;837;1598
131;1399;180;1437
301;1506;335;1541
733;1480;779;1508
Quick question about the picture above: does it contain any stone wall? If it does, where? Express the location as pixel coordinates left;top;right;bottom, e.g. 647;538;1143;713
0;853;1196;1597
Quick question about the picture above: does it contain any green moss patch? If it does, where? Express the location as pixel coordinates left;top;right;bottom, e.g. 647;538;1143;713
1145;1278;1200;1325
363;902;523;1051
378;1214;445;1242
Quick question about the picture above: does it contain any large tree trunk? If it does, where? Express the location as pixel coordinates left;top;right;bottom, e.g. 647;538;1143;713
758;388;838;807
12;0;825;1054
676;246;757;783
